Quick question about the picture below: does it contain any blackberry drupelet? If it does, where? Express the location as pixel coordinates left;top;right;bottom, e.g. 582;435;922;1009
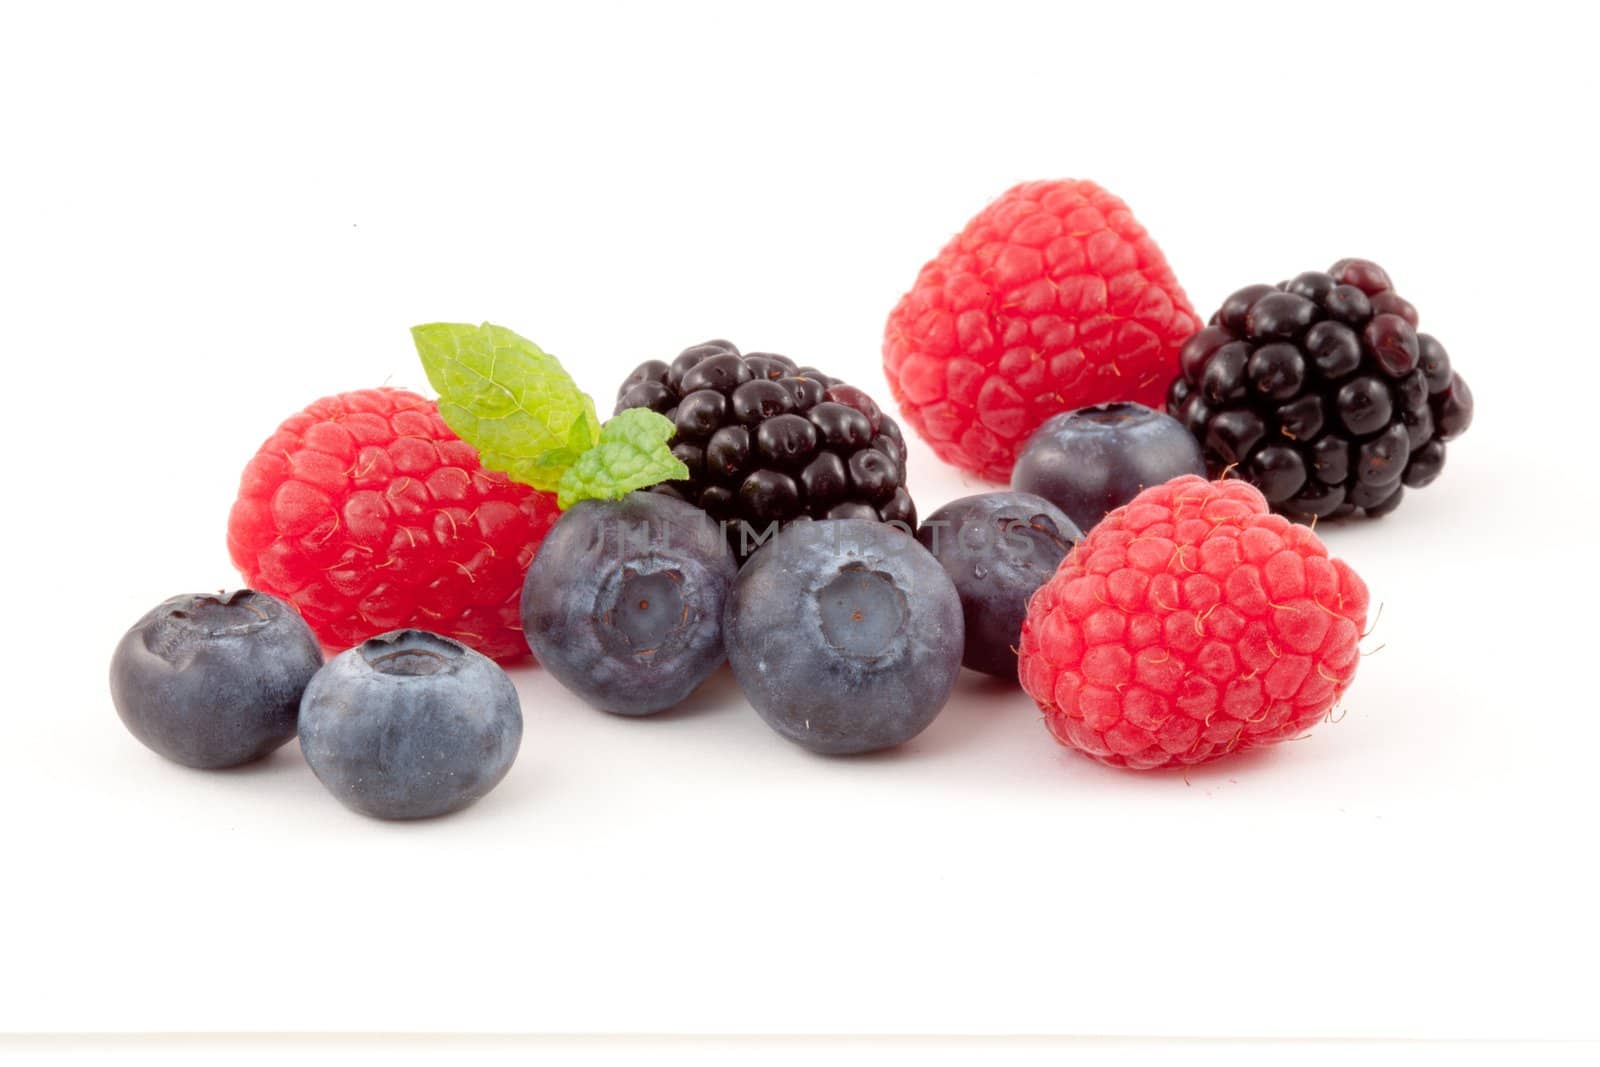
1166;259;1474;521
615;340;916;555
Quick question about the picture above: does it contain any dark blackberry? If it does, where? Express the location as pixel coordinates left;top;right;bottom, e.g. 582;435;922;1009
616;341;917;556
1169;259;1474;521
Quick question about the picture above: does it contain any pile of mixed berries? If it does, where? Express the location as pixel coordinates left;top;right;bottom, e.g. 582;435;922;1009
111;178;1474;818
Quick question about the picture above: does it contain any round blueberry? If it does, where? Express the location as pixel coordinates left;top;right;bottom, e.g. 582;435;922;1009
916;492;1082;679
725;520;964;755
299;630;521;820
109;590;322;769
521;493;737;717
1011;402;1206;533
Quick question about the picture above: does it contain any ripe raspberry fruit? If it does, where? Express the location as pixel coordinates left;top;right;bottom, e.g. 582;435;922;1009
227;388;560;662
614;340;915;557
883;179;1200;482
1017;475;1368;770
1167;258;1474;520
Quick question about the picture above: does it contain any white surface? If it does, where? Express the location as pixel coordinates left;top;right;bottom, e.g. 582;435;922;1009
2;0;1597;1044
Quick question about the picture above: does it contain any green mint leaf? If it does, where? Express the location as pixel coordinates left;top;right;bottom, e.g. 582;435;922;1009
556;408;689;509
411;322;601;493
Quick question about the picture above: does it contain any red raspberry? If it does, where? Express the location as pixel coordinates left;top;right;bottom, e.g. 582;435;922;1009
1017;476;1368;770
883;179;1199;482
226;388;560;663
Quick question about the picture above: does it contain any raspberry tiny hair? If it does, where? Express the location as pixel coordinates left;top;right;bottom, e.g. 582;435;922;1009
227;388;561;662
1017;474;1369;770
883;179;1199;482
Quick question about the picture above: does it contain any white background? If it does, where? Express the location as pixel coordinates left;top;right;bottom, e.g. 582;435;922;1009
3;0;1597;1059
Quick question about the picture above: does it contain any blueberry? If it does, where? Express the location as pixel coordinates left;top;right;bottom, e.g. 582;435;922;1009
521;492;737;716
109;589;322;769
1011;402;1206;533
915;492;1082;679
299;630;521;820
724;520;964;755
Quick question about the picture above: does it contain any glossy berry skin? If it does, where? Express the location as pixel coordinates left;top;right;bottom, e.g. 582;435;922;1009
725;520;964;755
299;629;522;820
1011;402;1206;534
616;341;915;558
227;388;561;662
1167;259;1474;521
883;179;1200;482
520;493;738;716
110;590;323;769
1018;477;1368;770
915;492;1082;679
